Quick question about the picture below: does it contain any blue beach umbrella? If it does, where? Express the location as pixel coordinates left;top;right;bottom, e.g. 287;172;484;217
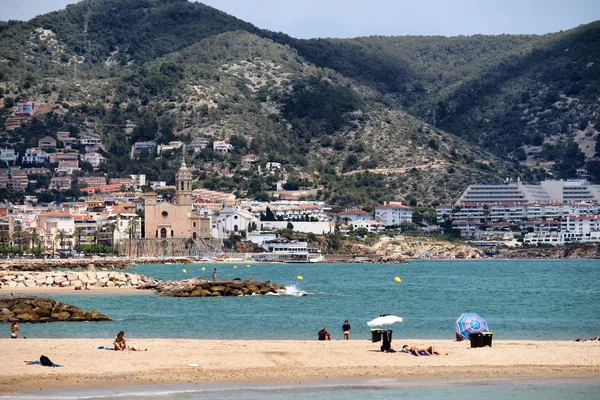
456;313;489;340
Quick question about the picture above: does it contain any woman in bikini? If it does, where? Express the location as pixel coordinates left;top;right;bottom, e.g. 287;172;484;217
9;322;19;339
113;331;127;350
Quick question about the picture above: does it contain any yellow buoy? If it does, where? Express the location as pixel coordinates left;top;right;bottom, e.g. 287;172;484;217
233;265;237;269
201;267;206;271
394;276;401;283
182;269;187;274
246;264;250;268
297;276;303;281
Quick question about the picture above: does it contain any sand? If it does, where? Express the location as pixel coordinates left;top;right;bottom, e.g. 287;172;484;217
1;339;599;394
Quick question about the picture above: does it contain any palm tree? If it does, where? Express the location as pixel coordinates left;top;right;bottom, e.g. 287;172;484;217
0;230;9;249
30;230;42;256
74;227;84;251
57;229;66;254
125;218;139;257
12;225;24;251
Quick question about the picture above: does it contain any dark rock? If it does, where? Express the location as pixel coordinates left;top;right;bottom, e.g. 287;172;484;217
0;296;110;323
152;278;286;297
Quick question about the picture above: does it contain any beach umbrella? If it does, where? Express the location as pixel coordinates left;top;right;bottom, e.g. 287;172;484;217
456;313;489;340
367;315;403;327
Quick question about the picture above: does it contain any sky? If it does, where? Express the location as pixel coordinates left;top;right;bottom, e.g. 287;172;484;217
0;0;598;39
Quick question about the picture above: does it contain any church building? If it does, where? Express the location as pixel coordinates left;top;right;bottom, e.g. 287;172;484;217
144;160;209;240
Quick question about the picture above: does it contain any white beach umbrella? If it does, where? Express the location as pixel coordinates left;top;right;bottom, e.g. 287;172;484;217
367;315;403;327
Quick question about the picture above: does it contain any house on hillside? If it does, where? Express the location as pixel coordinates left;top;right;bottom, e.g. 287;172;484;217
242;154;259;169
375;202;413;226
49;176;72;190
83;152;107;168
213;140;233;154
338;209;373;223
15;99;34;116
134;141;157;151
38;136;57;149
22;148;49;164
0;148;18;165
56;160;80;175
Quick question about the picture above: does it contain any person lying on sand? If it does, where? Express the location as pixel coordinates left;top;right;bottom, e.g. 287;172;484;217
401;344;444;356
126;344;147;351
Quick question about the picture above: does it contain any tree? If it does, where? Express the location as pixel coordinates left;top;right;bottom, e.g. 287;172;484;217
11;225;24;251
0;231;9;248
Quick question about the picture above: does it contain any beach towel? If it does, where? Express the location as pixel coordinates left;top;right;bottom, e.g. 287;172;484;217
401;350;430;356
25;359;62;367
97;346;115;350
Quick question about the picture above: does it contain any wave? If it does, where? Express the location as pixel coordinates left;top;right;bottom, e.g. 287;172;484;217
266;284;309;297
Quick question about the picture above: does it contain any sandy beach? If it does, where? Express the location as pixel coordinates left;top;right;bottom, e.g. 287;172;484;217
1;339;599;394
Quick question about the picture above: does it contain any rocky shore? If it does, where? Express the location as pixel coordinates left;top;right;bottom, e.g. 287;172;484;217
0;257;197;272
141;277;286;297
0;296;110;322
0;270;156;290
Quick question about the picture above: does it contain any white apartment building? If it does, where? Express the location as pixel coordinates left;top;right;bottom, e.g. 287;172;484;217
83;152;107;167
541;180;600;203
0;148;18;165
213;140;233;153
457;180;551;203
375;202;413;225
22;148;49;164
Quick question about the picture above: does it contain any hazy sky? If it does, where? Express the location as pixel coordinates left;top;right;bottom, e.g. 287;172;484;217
0;0;598;38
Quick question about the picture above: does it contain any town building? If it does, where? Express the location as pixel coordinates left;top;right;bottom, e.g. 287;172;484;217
22;148;49;164
144;160;209;240
338;209;372;223
15;99;34;116
0;148;18;165
83;152;107;167
56;160;80;175
374;202;413;226
38;136;57;149
49;176;72;191
79;176;107;187
213;140;233;153
241;154;259;169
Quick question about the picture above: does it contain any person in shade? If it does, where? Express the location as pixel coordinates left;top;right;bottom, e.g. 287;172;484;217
318;327;331;341
342;320;351;340
9;322;19;339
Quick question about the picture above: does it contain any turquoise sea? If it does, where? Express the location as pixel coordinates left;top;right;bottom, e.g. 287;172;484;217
10;259;600;341
3;259;600;399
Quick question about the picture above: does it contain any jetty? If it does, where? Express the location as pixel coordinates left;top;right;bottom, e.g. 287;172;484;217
0;296;110;322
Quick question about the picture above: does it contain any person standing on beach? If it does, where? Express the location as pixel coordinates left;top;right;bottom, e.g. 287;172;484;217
9;322;19;339
212;268;217;281
342;320;351;340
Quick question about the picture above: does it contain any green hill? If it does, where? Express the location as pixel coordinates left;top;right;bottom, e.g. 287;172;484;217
0;0;598;208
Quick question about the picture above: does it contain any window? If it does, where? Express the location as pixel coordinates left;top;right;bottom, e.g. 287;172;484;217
181;182;184;190
192;232;197;240
171;230;174;237
162;211;168;218
193;222;196;228
160;228;167;238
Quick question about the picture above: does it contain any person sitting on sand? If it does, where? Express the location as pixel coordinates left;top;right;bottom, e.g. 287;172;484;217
113;331;127;351
455;333;465;341
9;322;19;339
318;327;331;341
401;344;443;356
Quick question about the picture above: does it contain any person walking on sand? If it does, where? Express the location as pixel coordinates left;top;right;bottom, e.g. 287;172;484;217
212;268;217;281
342;319;351;340
9;322;19;339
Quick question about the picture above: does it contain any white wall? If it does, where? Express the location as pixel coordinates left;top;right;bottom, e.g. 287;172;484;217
260;221;333;234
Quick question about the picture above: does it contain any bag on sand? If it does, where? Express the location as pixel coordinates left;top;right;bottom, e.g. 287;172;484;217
40;355;53;367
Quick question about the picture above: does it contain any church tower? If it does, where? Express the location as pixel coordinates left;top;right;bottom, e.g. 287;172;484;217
176;158;193;206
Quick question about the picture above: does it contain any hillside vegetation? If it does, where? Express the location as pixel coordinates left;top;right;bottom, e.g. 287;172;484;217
0;0;598;208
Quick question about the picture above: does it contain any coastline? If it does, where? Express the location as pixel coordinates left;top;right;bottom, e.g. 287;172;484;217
1;339;598;394
0;286;152;295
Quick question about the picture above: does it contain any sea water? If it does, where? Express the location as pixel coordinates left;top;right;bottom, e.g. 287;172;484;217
10;259;599;340
3;259;600;399
9;378;600;399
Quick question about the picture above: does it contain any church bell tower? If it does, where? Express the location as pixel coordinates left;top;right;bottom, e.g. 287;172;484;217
176;158;193;206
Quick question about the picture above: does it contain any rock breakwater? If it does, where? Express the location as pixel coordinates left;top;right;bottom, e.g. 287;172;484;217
141;277;286;297
0;271;156;290
0;296;110;322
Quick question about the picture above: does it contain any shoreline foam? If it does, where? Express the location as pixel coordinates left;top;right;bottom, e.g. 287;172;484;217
1;339;598;394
